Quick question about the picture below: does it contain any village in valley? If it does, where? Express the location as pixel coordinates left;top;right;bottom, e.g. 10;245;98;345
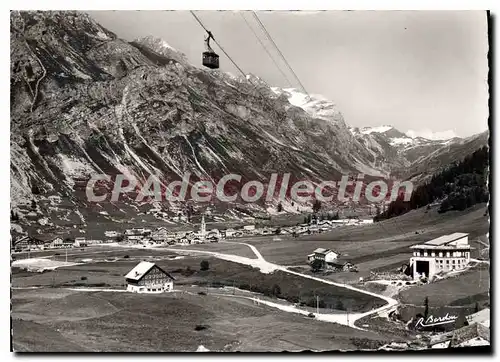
11;200;491;351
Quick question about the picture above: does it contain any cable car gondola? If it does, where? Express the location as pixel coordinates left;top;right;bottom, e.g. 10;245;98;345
202;30;219;69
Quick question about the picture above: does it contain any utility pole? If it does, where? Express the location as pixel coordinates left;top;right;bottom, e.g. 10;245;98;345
316;295;319;314
65;247;68;263
233;280;235;295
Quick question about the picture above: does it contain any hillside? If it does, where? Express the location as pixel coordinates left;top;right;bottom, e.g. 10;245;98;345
375;146;489;221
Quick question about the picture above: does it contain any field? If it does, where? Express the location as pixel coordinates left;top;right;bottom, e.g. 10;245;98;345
12;252;385;313
243;203;488;267
398;264;490;308
11;203;490;351
12;287;396;352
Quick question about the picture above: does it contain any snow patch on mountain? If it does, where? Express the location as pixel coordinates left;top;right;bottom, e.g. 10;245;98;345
271;87;343;124
389;137;415;146
406;129;458;141
360;125;393;135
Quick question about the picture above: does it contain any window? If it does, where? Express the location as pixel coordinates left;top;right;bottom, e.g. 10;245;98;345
452;260;455;264
431;252;435;257
446;252;450;257
424;251;428;257
446;260;450;265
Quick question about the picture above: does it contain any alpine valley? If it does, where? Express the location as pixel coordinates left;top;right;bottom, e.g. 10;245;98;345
10;11;488;238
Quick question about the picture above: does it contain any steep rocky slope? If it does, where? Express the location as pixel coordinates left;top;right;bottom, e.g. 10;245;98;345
9;11;390;235
10;11;488;237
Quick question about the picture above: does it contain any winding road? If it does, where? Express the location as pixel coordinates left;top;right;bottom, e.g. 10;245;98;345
168;241;399;329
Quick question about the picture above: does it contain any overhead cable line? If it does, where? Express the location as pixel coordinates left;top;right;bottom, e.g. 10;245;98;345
252;11;310;98
190;10;247;78
240;12;293;88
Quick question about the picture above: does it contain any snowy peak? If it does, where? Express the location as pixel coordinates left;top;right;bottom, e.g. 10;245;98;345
360;125;394;135
406;129;459;141
270;87;344;125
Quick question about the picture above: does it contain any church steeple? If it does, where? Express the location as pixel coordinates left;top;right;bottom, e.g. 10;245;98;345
200;214;206;242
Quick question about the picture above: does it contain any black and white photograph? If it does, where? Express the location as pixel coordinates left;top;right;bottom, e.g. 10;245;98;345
9;7;491;353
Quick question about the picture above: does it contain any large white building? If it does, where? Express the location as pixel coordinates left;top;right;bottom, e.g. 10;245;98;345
125;261;175;293
410;232;471;280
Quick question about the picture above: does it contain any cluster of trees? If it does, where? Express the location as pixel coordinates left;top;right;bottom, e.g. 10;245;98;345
10;210;20;221
312;200;322;213
303;212;339;224
375;146;489;221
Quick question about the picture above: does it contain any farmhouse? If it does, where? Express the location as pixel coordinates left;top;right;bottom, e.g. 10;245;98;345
127;235;144;243
104;231;118;238
47;237;63;249
62;238;75;248
125;261;175;293
329;259;356;272
13;236;44;252
410;232;471;280
125;228;151;236
151;227;173;242
308;248;339;266
74;237;87;247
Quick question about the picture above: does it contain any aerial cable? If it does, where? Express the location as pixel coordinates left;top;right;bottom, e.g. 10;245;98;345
190;10;247;78
240;12;293;88
252;11;310;98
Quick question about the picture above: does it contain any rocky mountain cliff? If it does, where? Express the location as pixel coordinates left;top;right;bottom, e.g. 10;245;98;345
10;11;488;237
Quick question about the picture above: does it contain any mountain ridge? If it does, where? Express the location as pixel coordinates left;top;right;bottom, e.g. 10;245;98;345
10;10;489;238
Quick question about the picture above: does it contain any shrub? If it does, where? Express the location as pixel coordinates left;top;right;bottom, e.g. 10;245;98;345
200;260;210;271
238;283;250;291
305;297;325;309
271;284;281;297
310;259;323;273
182;266;195;277
335;300;346;311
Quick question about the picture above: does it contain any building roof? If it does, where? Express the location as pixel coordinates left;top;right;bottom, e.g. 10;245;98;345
125;261;175;281
328;259;351;266
430;322;490;347
410;244;471;250
14;236;45;245
425;233;469;246
313;248;332;254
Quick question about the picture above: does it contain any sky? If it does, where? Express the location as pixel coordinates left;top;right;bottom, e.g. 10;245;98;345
88;10;489;138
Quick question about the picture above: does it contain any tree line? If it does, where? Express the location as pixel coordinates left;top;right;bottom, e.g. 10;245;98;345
374;146;489;221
